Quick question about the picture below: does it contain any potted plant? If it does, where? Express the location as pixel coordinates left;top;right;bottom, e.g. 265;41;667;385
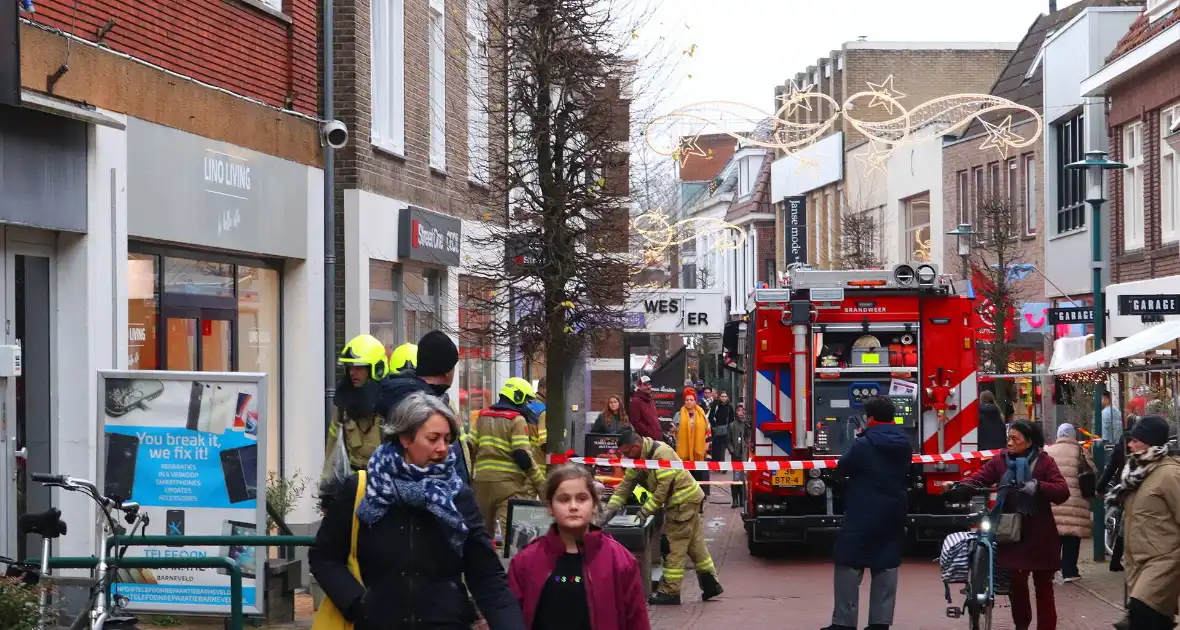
264;471;309;624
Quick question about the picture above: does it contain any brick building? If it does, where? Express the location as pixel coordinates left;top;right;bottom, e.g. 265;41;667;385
770;41;1015;272
7;0;326;556
1081;0;1180;344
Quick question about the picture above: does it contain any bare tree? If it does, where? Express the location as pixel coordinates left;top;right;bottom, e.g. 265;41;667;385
836;211;881;270
968;195;1028;414
461;0;666;453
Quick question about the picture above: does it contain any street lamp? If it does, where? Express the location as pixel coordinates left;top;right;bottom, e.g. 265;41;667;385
945;223;979;280
1065;148;1127;561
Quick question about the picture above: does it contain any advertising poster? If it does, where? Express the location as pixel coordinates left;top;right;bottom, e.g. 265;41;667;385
503;499;552;559
584;433;622;478
650;348;687;436
98;370;267;616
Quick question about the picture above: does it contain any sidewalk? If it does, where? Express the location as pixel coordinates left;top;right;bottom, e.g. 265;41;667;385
1075;553;1127;612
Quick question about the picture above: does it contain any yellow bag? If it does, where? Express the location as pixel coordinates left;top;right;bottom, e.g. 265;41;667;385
311;470;367;630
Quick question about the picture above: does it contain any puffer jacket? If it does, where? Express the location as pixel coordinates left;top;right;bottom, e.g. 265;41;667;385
1045;437;1095;538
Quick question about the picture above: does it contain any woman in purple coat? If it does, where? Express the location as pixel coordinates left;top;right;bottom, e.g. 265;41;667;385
952;421;1070;630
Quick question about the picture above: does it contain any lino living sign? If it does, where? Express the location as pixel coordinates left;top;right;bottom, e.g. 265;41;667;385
625;289;726;334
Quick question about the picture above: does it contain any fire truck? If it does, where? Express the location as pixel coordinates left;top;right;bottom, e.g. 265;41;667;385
740;263;983;555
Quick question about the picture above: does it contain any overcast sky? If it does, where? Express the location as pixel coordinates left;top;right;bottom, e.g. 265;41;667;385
638;0;1082;117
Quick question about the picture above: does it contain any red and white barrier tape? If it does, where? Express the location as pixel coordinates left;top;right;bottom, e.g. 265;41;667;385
548;449;1002;471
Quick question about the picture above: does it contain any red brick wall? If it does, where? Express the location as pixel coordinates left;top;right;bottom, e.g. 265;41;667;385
1108;54;1180;127
1108;101;1180;283
679;134;737;182
755;219;775;283
28;0;318;116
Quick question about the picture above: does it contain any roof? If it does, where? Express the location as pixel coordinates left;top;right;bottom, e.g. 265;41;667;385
726;154;774;223
960;0;1133;140
1107;4;1180;62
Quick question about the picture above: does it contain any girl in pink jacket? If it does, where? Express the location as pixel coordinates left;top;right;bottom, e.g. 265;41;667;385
507;464;651;630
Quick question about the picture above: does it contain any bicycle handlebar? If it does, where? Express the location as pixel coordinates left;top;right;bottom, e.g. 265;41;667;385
30;473;140;514
30;473;66;484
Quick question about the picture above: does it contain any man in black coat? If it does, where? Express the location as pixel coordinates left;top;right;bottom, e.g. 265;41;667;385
823;396;913;630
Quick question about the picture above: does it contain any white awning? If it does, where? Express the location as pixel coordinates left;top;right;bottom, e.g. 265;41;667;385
1051;321;1180;375
1049;335;1093;373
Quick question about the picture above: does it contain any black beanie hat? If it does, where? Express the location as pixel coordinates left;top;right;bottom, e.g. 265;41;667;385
1131;414;1171;448
415;330;459;377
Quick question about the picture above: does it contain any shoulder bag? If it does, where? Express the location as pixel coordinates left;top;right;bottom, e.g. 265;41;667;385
993;487;1022;544
311;471;367;630
1077;444;1097;499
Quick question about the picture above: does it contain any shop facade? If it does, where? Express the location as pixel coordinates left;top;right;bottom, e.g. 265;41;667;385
342;191;506;424
123;117;325;507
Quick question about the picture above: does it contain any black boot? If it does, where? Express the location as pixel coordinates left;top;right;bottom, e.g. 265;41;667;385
648;591;681;605
697;572;724;601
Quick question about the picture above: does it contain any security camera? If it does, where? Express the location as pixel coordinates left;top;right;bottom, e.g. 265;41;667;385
321;120;349;149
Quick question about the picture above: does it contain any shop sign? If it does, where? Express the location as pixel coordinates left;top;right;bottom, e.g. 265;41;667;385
126;118;311;258
625;289;726;334
98;370;268;616
1047;307;1093;325
784;196;808;266
1117;294;1180;317
398;205;462;267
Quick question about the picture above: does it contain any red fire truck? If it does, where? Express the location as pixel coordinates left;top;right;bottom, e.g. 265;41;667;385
740;264;983;555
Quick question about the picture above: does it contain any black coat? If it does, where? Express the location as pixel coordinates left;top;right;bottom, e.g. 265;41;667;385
376;374;471;485
833;423;913;571
309;474;525;630
977;402;1007;452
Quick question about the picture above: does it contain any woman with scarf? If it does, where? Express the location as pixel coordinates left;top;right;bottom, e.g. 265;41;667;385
674;389;712;498
309;391;525;630
1105;415;1180;630
950;421;1070;630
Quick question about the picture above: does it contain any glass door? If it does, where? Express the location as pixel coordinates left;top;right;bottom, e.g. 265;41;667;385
162;307;236;372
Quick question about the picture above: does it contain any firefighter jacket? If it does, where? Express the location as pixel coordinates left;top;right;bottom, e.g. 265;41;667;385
471;401;546;489
606;437;704;516
326;408;383;472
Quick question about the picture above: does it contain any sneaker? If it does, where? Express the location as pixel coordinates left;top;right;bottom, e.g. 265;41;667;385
648;592;681;606
1063;575;1080;583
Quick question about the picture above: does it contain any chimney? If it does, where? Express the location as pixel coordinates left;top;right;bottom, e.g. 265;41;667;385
1049;0;1057;12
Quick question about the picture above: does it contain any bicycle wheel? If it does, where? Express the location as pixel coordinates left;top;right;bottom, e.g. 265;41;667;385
1104;506;1121;556
966;542;990;629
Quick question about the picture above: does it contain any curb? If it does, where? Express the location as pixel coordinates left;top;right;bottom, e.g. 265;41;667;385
1071;579;1126;612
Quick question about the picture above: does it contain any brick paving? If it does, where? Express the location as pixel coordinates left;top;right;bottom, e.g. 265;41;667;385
135;494;1125;629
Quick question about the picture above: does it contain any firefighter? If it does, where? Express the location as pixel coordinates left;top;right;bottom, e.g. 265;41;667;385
324;334;390;473
388;342;418;374
471;378;547;539
599;429;723;606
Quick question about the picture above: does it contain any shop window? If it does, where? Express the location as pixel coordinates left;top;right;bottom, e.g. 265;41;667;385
368;260;442;350
127;250;283;475
458;276;494;424
128;254;159;370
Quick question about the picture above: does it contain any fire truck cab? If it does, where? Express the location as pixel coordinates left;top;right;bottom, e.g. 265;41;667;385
741;263;982;555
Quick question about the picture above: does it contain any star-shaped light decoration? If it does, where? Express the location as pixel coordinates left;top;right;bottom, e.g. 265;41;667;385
795;154;821;174
674;135;709;167
776;81;814;119
853;143;891;176
978;115;1025;158
865;75;907;115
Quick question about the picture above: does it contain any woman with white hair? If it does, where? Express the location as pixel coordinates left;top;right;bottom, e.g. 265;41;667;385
1045;423;1095;582
310;391;525;629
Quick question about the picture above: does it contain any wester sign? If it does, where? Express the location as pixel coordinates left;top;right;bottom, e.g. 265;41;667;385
625;289;726;334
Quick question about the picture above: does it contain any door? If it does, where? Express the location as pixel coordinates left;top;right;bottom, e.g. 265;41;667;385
0;236;54;560
161;306;236;371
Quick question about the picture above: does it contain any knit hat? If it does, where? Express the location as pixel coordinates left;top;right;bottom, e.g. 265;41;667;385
683;388;698;402
1057;423;1076;440
1131;414;1171;448
415;330;459;377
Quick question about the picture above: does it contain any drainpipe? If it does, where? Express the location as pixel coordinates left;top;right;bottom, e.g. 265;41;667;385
323;0;336;433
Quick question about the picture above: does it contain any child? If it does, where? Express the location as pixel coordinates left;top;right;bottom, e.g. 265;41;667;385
507;464;651;630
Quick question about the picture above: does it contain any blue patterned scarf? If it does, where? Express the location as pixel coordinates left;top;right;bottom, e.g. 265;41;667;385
357;442;469;554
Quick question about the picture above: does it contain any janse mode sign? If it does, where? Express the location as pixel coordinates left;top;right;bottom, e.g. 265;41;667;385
625;289;726;334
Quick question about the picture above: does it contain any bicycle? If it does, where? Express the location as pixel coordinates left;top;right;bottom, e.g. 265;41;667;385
940;482;1013;630
18;473;149;630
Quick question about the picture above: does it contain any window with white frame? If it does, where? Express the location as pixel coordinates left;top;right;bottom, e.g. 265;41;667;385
824;64;831;78
957;170;969;225
1123;121;1146;250
1007;158;1018;210
260;0;282;10
903;193;931;262
371;0;406;154
1163;103;1180;243
1023;153;1037;234
428;0;446;170
837;55;844;71
738;157;755;197
467;0;489;182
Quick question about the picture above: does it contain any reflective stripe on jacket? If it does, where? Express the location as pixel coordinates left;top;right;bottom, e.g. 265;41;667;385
606;438;702;513
472;408;545;487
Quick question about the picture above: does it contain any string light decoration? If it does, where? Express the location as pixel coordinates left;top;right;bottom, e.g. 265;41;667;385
644;76;1044;167
630;212;747;270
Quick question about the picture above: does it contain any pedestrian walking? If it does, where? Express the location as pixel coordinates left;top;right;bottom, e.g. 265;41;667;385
1044;423;1095;582
977;390;1007;452
708;391;736;464
471;378;548;540
599;430;723;606
1102;391;1124;444
726;404;749;509
674;389;712;497
591;395;630;434
309;391;525;630
627;376;663;442
951;420;1070;630
1105;414;1180;630
822;397;912;630
507;464;650;630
